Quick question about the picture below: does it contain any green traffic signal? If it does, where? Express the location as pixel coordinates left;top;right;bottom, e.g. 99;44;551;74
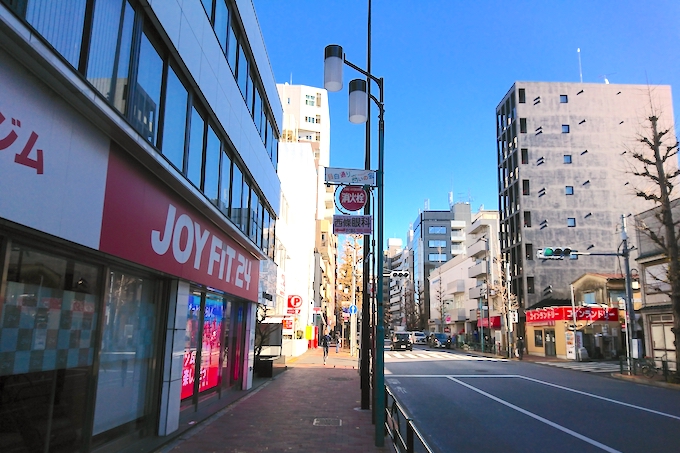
544;247;555;256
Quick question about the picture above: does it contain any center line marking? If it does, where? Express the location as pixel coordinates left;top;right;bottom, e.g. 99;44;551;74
447;376;621;453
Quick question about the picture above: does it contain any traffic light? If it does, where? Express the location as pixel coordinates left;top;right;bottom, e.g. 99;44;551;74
537;247;577;259
390;270;410;278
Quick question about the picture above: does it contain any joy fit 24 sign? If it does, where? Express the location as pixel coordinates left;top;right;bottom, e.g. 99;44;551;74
99;148;258;301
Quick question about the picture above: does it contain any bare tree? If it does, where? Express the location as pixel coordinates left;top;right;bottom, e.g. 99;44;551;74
403;281;419;331
628;108;680;370
432;274;447;333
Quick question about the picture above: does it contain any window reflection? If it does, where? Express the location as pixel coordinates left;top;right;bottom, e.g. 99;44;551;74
93;271;156;437
187;107;205;188
231;165;243;229
26;0;86;67
219;151;232;217
87;0;134;114
161;67;189;171
131;32;163;145
204;126;220;205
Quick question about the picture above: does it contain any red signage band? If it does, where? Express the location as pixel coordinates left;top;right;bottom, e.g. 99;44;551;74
526;306;619;324
99;145;258;301
338;185;367;211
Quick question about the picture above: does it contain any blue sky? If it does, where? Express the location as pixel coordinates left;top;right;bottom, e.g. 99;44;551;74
254;0;680;246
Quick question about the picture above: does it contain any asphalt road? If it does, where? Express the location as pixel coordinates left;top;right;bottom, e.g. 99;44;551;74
384;346;680;453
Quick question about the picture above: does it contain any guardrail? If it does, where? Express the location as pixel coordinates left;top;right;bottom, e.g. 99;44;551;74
384;386;434;453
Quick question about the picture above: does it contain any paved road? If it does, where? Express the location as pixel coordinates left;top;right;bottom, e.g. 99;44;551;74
385;348;680;453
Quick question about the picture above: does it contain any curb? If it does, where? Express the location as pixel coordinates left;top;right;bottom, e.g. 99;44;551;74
609;372;680;391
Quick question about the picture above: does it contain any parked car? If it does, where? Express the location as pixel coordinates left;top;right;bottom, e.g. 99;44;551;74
411;331;427;345
390;332;413;351
428;332;451;348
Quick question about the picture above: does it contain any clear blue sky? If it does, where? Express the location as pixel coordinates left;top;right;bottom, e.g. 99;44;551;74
254;0;680;246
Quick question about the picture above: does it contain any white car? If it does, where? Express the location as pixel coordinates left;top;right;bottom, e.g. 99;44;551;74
411;331;427;345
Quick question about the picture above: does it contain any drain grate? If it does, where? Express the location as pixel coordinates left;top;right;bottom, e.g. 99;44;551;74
313;418;342;426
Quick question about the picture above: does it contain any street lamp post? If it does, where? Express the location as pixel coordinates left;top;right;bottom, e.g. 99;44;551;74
325;44;386;447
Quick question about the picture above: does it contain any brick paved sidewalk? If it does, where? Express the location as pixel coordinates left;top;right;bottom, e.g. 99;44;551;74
157;347;392;453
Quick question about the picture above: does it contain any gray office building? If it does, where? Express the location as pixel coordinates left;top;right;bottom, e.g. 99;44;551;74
497;81;674;312
409;202;471;329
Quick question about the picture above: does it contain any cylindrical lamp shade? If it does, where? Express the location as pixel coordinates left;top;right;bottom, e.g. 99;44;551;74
324;45;343;92
348;79;368;124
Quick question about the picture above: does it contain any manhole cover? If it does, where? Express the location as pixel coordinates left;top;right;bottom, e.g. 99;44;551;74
313;418;342;426
328;377;352;381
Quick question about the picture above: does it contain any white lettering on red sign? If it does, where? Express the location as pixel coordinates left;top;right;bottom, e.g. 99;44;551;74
151;204;251;290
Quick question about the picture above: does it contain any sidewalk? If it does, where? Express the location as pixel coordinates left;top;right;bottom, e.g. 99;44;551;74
157;346;393;453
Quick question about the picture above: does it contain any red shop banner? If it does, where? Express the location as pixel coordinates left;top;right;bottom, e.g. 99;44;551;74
526;306;619;324
478;315;501;328
99;146;258;301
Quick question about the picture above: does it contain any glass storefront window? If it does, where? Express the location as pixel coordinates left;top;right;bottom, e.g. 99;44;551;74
0;243;100;452
181;293;201;400
92;271;157;437
182;291;228;400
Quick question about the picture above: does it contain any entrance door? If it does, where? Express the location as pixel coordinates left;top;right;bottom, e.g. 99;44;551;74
545;329;556;356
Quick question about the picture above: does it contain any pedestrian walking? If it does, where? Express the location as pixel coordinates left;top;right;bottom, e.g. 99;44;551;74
516;336;524;360
321;332;331;365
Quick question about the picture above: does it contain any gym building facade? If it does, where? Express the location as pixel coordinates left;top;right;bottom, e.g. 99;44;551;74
0;0;281;451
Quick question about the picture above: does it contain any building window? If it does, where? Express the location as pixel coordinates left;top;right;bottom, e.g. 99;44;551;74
161;66;189;171
564;154;572;164
524;211;532;228
567;217;576;227
428;253;447;262
518;88;526;103
527;276;535;293
560;94;568;103
316;114;321;124
565;186;574;195
429;240;447;248
305;94;315;106
315;133;321;141
520;118;527;133
521;148;528;164
526;243;533;260
131;31;163;145
534;329;544;347
187;107;206;189
522;180;530;195
316;92;322;106
428;226;447;234
562;124;570;133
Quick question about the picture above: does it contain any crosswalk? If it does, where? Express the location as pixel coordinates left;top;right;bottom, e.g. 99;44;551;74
384;351;507;362
535;361;621;373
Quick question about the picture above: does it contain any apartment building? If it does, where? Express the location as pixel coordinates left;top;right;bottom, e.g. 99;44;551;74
409;202;471;330
497;82;673;318
277;83;337;332
0;1;281;451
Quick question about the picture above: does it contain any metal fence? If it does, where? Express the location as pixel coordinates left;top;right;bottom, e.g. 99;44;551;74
384;386;434;453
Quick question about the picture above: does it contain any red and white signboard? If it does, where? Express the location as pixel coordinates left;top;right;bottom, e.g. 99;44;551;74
288;295;303;309
99;149;258;301
526;306;619;324
338;185;367;211
333;215;372;235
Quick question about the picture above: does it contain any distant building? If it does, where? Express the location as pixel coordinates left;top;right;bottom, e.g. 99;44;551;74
408;202;471;330
497;82;673;322
277;83;337;332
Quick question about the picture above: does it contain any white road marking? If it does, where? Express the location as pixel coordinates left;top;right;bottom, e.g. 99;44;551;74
447;376;621;453
384;351;507;362
392;352;404;359
519;375;680;421
388;375;518;378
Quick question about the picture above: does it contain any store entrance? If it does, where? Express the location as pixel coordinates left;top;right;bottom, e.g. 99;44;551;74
545;329;557;356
